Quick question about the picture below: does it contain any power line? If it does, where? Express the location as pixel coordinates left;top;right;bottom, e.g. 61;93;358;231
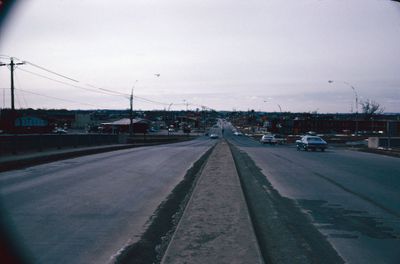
24;61;79;83
14;72;29;108
16;88;109;108
5;57;130;101
86;84;130;97
3;56;216;110
133;95;171;106
18;68;128;98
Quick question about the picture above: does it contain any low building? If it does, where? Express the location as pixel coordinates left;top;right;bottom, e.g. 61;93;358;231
0;110;53;133
100;118;150;134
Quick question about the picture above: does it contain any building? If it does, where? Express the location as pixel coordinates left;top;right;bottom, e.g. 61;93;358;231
100;118;150;134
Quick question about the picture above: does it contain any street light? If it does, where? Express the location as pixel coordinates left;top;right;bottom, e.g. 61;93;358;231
328;80;359;135
277;104;282;113
183;99;189;111
167;103;173;135
129;80;138;136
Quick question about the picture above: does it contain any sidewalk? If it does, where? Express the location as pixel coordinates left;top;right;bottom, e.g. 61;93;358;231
161;140;264;264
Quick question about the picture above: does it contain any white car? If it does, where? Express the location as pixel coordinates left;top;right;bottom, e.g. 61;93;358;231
260;134;286;145
209;133;219;139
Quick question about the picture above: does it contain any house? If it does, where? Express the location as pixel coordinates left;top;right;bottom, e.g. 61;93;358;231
100;118;150;134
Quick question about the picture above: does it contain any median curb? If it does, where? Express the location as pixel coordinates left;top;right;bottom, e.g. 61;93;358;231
161;140;264;264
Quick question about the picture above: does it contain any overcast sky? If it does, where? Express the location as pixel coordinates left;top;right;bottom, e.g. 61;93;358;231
1;0;400;112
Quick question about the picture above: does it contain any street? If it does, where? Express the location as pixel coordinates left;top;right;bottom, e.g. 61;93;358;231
226;124;400;263
1;123;400;263
0;138;215;264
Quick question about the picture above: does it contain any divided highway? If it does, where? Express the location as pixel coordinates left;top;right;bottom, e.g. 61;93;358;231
2;122;400;263
0;138;215;264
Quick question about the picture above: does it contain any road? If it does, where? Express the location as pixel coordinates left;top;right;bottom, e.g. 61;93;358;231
225;123;400;263
0;137;215;264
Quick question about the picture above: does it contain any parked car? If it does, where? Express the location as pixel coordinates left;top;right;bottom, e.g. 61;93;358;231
260;134;286;145
234;131;243;136
296;136;327;151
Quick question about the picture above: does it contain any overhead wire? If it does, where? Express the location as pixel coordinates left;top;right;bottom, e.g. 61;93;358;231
86;84;130;97
3;56;216;110
15;88;109;109
14;71;29;108
9;57;129;98
18;68;129;98
24;61;79;83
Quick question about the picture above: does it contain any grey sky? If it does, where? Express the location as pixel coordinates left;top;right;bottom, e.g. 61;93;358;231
1;0;400;112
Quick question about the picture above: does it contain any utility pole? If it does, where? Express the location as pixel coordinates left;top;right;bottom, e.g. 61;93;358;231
0;57;25;110
351;85;359;136
1;58;25;134
129;89;133;136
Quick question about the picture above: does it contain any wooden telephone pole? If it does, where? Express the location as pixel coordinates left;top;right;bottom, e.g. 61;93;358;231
0;57;25;110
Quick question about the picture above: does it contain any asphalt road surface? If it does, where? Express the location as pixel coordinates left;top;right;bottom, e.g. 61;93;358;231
225;123;400;264
0;137;215;264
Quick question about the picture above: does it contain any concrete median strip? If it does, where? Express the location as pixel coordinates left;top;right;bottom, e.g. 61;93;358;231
161;140;264;264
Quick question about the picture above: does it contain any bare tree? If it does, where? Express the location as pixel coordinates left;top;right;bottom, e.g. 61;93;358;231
360;99;384;119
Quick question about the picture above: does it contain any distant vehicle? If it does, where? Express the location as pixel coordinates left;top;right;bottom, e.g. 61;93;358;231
234;131;243;136
260;134;285;145
53;128;67;134
168;128;175;132
296;136;327;151
209;133;219;139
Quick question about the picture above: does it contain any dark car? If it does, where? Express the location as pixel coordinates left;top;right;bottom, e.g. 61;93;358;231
296;136;327;151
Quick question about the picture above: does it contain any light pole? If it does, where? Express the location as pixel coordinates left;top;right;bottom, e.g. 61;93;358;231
263;100;269;113
129;88;133;136
129;80;138;136
277;104;282;113
328;80;359;135
183;99;189;111
167;103;173;135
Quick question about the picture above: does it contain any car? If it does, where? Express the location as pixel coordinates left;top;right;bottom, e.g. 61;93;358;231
53;128;67;134
233;131;243;136
209;133;219;139
260;134;286;145
296;135;327;151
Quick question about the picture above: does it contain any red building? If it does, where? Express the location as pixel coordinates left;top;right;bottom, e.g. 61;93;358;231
293;119;400;136
100;118;150;134
0;110;53;134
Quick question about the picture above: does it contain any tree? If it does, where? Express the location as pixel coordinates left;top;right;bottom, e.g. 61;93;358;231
360;99;384;119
